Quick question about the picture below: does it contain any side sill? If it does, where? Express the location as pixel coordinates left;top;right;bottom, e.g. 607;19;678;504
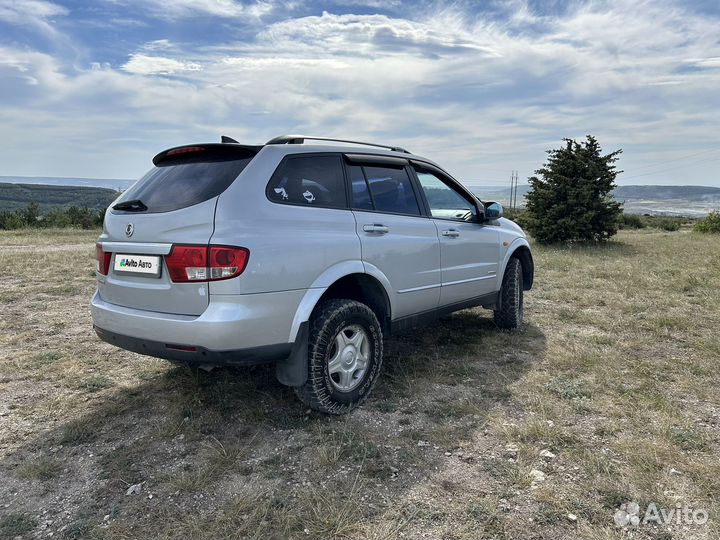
390;291;499;334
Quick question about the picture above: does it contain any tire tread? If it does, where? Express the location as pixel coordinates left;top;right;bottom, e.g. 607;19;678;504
294;299;383;415
494;257;523;330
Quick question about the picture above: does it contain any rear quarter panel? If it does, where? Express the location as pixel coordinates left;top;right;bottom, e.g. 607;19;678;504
209;146;361;295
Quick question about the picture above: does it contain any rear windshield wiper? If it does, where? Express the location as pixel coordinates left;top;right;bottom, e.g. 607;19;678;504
113;199;148;212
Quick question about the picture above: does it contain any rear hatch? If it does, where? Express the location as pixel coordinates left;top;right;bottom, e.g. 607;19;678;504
97;144;258;316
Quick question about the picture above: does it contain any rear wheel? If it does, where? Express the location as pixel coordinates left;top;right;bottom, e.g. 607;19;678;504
494;257;524;330
295;299;383;414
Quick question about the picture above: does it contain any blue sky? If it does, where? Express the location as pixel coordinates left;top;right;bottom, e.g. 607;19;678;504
1;0;719;186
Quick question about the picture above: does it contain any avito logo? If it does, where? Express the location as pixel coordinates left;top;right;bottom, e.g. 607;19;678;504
119;258;141;268
117;257;153;270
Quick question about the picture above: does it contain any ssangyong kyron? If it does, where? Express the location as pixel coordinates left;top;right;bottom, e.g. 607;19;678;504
92;135;534;414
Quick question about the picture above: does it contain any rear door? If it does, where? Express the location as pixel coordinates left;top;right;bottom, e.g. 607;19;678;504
347;156;441;319
97;145;256;315
412;165;500;306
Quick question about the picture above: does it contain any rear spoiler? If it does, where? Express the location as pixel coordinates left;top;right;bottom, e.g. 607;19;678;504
153;143;262;166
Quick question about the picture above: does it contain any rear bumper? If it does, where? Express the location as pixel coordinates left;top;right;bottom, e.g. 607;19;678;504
90;288;306;352
94;326;291;366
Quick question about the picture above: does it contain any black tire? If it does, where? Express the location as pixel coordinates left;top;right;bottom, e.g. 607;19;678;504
294;299;383;414
494;257;524;330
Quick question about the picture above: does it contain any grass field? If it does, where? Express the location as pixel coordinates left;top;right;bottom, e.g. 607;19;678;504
1;227;719;539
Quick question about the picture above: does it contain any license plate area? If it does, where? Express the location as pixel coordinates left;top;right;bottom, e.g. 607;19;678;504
113;254;162;277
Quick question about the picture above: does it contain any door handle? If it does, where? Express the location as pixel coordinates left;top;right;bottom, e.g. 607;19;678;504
363;224;389;234
441;229;460;238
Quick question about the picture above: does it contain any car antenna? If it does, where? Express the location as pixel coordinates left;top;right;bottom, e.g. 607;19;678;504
221;135;239;144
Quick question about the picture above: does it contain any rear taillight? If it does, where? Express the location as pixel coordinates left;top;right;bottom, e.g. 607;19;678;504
95;243;111;275
165;245;207;282
165;245;249;283
209;246;249;280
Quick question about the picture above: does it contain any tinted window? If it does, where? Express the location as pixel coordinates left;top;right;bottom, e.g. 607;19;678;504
416;169;477;222
268;155;346;208
114;158;252;214
349;165;373;210
364;166;421;215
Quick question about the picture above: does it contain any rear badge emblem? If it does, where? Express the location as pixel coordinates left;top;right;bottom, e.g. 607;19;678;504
125;223;134;237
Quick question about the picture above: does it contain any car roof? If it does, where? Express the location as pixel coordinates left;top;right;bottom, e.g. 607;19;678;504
154;136;447;176
259;142;442;170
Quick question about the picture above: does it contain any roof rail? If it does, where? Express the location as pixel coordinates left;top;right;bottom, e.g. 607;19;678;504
265;135;410;154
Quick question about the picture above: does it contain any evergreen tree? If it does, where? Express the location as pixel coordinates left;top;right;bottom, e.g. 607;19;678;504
525;136;622;243
21;202;41;225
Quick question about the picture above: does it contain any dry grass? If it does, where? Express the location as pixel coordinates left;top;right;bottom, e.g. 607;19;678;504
0;227;718;539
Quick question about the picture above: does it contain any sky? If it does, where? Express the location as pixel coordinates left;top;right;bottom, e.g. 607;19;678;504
0;0;719;187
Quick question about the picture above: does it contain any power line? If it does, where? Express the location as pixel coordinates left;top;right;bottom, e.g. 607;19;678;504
623;147;719;172
619;154;720;181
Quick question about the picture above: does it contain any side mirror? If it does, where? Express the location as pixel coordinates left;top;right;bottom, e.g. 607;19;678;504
483;201;504;220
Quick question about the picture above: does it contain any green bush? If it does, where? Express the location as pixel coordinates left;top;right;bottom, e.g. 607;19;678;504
654;217;681;232
619;213;645;229
695;211;720;233
0;203;103;230
632;215;686;231
0;211;27;229
504;208;531;229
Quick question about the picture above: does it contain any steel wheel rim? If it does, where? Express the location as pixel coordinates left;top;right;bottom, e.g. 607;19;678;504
327;324;370;392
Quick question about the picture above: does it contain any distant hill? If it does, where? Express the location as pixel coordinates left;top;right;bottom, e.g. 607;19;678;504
1;175;718;217
0;176;135;191
614;185;720;200
468;184;720;217
469;184;720;200
613;185;720;217
0;183;120;213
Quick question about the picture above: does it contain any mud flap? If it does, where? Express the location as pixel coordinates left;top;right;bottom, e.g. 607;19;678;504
482;291;502;311
275;322;308;387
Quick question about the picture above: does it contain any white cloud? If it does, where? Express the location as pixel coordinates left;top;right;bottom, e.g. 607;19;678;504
0;0;68;36
684;56;720;69
122;54;203;75
0;1;719;185
123;0;274;19
142;39;173;51
259;11;500;57
0;0;67;22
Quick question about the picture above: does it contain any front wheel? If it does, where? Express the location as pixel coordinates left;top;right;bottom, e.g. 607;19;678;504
294;299;383;414
494;257;524;330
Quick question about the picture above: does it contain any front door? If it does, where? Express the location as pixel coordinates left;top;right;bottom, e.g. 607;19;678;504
413;167;500;306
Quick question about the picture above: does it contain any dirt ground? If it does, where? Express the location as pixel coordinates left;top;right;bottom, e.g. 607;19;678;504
0;227;718;539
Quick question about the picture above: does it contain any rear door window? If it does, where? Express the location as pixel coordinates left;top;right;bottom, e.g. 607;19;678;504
267;155;347;208
363;166;421;216
113;148;255;214
348;165;373;210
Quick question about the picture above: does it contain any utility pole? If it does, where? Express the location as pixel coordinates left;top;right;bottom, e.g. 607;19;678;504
509;170;515;209
509;170;518;209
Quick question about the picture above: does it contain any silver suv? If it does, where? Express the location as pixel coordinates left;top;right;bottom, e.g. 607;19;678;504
91;135;533;414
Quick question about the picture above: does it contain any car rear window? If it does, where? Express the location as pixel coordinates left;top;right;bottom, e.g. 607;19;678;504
363;165;421;216
113;148;255;214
